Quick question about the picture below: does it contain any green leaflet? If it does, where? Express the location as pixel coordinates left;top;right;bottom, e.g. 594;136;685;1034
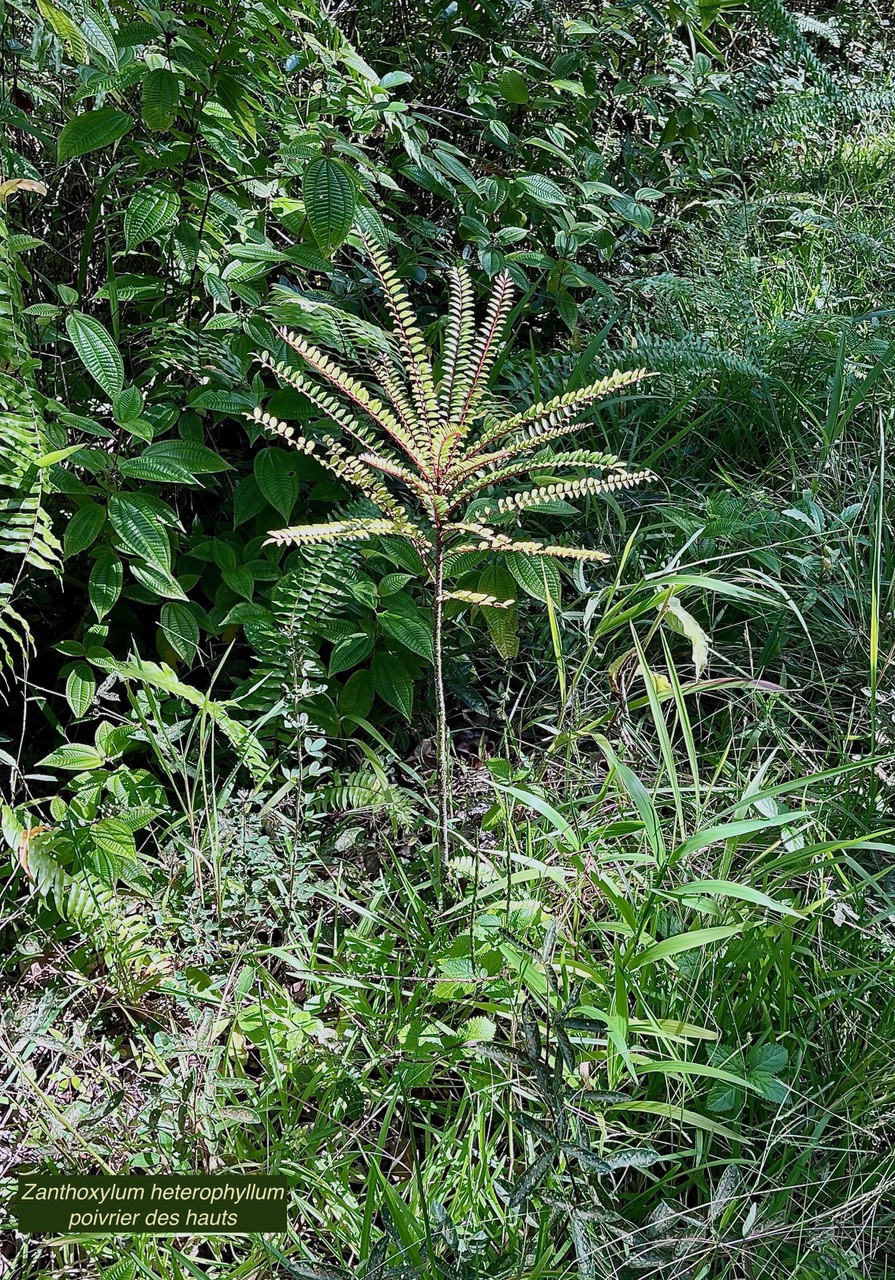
371;651;414;720
124;186;181;250
141;67;180;131
108;494;170;570
65;311;124;396
302;156;356;256
89;548;123;619
64;501;106;556
57;107;132;161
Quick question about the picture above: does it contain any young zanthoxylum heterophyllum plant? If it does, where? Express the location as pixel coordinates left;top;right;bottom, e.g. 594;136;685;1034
251;235;650;876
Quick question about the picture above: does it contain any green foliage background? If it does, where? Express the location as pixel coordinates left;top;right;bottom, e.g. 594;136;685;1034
2;0;895;1275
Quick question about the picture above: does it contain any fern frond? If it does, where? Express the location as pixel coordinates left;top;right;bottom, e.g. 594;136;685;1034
370;357;429;462
479;469;653;518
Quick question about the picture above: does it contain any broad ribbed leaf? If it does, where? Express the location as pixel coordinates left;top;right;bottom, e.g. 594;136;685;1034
39;743;105;770
506;551;562;605
478;565;519;658
108;494;169;569
371;651;413;720
160;602;200;664
65;662;95;719
379;607;432;662
124;186;180;250
254;447;298;520
141;68;180;131
57;108;131;161
89;548;122;619
499;69;529;104
303;157;356;255
65;311;124;396
65;502;105;556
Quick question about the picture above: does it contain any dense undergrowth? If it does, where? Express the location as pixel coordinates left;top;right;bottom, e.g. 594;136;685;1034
1;0;895;1276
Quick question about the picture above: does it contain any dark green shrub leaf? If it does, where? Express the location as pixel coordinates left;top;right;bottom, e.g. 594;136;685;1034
58;108;131;161
89;549;123;619
65;312;124;396
254;448;299;520
499;69;529;104
371;651;413;721
161;602;200;664
108;494;170;570
303;156;356;256
339;669;375;720
65;662;95;719
142;68;180;131
124;186;180;250
65;502;106;556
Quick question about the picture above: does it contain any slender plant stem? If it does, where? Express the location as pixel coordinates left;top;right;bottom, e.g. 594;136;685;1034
432;531;450;895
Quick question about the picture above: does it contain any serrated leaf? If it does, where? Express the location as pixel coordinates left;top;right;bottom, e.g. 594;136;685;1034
254;448;299;520
142;67;180;131
339;669;375;720
371;651;414;721
160;602;199;664
460;1016;496;1042
65;662;95;719
108;494;169;570
303;156;356;256
92;817;136;865
58;108;131;162
516;173;567;206
124;186;180;250
499;69;529;104
65;502;106;556
39;743;105;771
379;609;432;662
747;1042;788;1075
89;548;123;619
478;564;519;657
506;551;562;604
65;311;124;396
